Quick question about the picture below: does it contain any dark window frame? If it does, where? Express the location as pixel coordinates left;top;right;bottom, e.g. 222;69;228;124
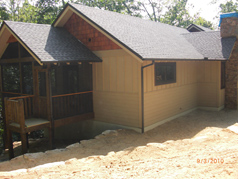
154;62;176;86
221;62;226;89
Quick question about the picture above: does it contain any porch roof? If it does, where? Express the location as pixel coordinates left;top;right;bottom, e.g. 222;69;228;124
1;21;102;64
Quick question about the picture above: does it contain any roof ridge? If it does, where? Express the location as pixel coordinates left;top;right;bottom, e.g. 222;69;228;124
4;20;51;26
68;2;187;31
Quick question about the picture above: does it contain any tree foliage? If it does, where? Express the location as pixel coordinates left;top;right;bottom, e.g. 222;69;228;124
0;2;9;23
0;0;214;29
75;0;141;17
162;0;192;27
193;16;214;29
219;0;238;13
36;0;63;24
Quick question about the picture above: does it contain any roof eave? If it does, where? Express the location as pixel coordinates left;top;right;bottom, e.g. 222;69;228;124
143;57;229;61
41;58;102;64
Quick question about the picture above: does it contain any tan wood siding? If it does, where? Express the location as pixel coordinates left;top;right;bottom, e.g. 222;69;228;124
143;61;198;127
143;61;224;127
197;61;224;108
93;91;140;127
93;50;141;127
144;84;197;126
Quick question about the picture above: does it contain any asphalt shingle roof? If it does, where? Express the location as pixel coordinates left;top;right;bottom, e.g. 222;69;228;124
4;21;102;63
67;3;204;60
183;31;236;60
2;3;236;62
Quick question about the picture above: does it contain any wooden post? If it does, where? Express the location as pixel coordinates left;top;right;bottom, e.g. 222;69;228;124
32;64;39;117
18;43;23;94
4;98;14;159
0;65;2;92
19;63;23;94
17;99;27;154
46;65;54;149
1;65;9;150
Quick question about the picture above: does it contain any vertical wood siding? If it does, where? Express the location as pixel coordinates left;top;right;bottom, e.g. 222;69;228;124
197;61;223;108
93;50;141;127
143;61;224;127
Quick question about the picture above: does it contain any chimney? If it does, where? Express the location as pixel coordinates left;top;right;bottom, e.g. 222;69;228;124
220;12;238;110
220;12;238;38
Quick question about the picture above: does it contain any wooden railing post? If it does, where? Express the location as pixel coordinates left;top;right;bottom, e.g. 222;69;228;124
17;99;27;154
4;98;14;158
46;67;54;149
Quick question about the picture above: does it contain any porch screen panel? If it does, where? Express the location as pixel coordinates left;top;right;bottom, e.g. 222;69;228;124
38;72;46;96
22;62;33;94
51;62;93;119
2;63;20;93
78;63;92;91
63;65;79;94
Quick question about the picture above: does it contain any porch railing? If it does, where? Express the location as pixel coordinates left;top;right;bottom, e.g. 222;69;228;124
1;92;34;119
52;91;93;119
8;95;34;119
2;91;93;120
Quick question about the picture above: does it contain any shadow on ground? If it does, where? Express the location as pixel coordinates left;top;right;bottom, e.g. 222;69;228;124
0;109;237;171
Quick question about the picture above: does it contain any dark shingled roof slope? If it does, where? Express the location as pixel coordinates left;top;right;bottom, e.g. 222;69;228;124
4;21;101;63
183;31;236;60
67;3;204;60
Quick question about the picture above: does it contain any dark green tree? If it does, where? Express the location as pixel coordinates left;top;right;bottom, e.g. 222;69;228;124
162;0;193;28
138;0;164;22
0;2;10;23
219;0;238;13
74;0;141;17
18;0;39;23
193;16;214;30
35;0;63;24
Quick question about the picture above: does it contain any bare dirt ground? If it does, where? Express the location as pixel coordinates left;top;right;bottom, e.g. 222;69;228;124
0;109;238;179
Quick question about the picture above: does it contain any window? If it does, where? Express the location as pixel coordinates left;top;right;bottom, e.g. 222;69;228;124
221;62;225;89
155;62;176;85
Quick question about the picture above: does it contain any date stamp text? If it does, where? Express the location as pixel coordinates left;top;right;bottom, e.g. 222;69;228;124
197;158;224;164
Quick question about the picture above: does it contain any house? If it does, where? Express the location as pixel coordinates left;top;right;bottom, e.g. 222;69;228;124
0;3;238;156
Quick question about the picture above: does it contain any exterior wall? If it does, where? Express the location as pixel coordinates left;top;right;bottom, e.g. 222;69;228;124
197;61;224;108
220;17;238;38
64;13;121;51
143;61;224;127
220;17;238;109
62;11;228;131
226;40;238;109
93;50;141;128
143;61;198;127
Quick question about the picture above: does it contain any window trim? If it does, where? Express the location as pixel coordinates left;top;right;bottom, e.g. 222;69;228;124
154;62;176;86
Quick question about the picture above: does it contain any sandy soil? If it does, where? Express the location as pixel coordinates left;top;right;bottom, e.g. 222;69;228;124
0;109;238;179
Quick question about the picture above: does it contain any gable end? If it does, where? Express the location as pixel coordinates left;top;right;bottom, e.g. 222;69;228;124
64;13;121;51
